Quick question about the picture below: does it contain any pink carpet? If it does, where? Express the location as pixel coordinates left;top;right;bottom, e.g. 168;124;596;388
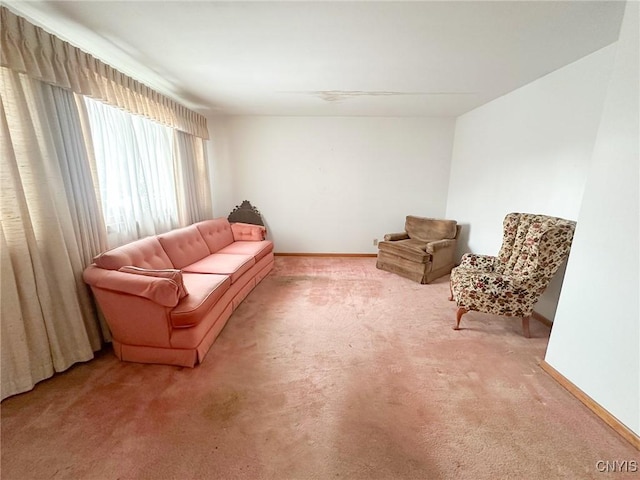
1;257;637;479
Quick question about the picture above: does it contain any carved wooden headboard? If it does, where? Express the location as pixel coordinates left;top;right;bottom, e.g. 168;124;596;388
227;200;264;226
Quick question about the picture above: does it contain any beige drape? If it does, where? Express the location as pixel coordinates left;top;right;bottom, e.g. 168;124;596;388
1;6;209;139
1;69;106;400
174;130;214;226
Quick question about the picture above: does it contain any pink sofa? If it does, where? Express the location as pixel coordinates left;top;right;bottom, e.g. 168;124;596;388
83;218;274;367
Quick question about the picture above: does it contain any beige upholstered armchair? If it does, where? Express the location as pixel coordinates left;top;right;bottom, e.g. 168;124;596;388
449;213;576;337
377;216;460;284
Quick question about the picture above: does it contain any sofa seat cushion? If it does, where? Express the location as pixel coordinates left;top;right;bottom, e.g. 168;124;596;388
157;226;210;269
182;254;255;283
171;273;230;328
93;237;174;270
218;240;274;262
195;219;234;253
377;238;431;264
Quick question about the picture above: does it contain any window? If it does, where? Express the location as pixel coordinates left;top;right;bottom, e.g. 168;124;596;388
83;97;178;246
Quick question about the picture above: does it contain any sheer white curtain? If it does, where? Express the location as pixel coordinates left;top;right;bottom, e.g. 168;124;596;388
173;130;213;225
1;68;105;400
83;96;179;247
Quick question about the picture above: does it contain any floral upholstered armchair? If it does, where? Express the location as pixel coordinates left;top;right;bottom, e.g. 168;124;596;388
449;213;576;337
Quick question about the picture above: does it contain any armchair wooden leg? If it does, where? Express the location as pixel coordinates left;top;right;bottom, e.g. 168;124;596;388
453;308;468;330
522;316;531;338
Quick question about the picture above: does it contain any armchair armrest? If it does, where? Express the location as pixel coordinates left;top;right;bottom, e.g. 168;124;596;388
231;222;267;241
83;265;180;308
383;232;410;241
458;253;500;271
425;239;456;254
475;272;523;291
453;270;540;317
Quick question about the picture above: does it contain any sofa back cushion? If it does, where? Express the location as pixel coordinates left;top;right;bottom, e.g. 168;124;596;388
93;237;174;271
405;216;457;242
195;218;234;253
157;226;210;269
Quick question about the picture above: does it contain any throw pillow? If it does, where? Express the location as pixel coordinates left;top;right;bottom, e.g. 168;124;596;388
230;222;267;241
118;266;188;299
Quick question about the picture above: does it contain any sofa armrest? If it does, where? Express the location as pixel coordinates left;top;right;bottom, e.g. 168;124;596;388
383;232;410;241
458;253;499;271
83;265;180;308
425;239;456;254
231;222;266;241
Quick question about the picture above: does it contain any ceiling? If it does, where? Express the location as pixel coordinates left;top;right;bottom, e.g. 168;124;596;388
6;1;625;117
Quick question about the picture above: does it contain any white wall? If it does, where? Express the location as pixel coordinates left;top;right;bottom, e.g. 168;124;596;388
545;1;639;436
206;115;235;219
445;44;616;319
211;116;455;253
